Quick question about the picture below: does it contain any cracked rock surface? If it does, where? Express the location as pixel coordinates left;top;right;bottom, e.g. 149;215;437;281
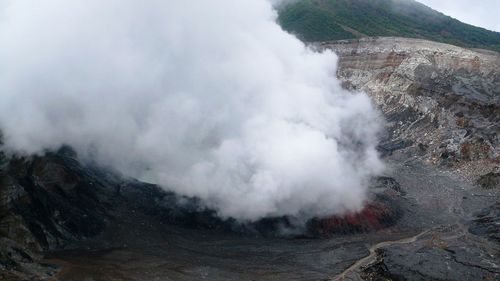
322;37;499;178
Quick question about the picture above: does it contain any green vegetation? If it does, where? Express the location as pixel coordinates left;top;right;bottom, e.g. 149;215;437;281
277;0;500;52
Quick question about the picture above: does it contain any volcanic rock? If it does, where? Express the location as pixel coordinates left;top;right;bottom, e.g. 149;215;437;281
476;172;500;189
321;37;499;172
469;203;500;242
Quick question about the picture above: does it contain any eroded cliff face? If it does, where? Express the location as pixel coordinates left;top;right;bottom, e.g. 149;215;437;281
319;37;500;281
322;37;499;177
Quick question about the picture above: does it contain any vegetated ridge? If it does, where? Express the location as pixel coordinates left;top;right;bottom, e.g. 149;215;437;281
277;0;500;52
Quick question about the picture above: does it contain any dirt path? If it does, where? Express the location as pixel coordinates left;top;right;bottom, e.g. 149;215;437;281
331;230;431;281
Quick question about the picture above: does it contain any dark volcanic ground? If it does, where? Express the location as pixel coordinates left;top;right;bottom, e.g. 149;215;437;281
47;161;499;281
55;162;499;281
1;38;499;281
1;146;498;281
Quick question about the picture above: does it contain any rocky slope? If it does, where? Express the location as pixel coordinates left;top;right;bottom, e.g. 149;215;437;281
321;37;500;280
321;37;499;179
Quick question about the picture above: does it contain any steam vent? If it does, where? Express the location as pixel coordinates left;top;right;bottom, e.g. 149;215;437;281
1;0;499;280
311;202;401;236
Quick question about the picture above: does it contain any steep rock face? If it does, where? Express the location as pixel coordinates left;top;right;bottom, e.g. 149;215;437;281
321;37;499;172
0;149;117;279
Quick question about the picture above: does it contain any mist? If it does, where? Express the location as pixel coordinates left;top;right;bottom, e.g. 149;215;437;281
0;0;383;221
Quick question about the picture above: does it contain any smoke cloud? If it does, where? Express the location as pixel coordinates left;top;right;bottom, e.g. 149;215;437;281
0;0;383;221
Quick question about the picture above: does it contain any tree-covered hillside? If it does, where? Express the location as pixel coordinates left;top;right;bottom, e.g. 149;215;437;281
277;0;500;52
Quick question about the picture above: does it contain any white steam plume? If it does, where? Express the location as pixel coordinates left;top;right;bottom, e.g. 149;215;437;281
0;0;383;221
